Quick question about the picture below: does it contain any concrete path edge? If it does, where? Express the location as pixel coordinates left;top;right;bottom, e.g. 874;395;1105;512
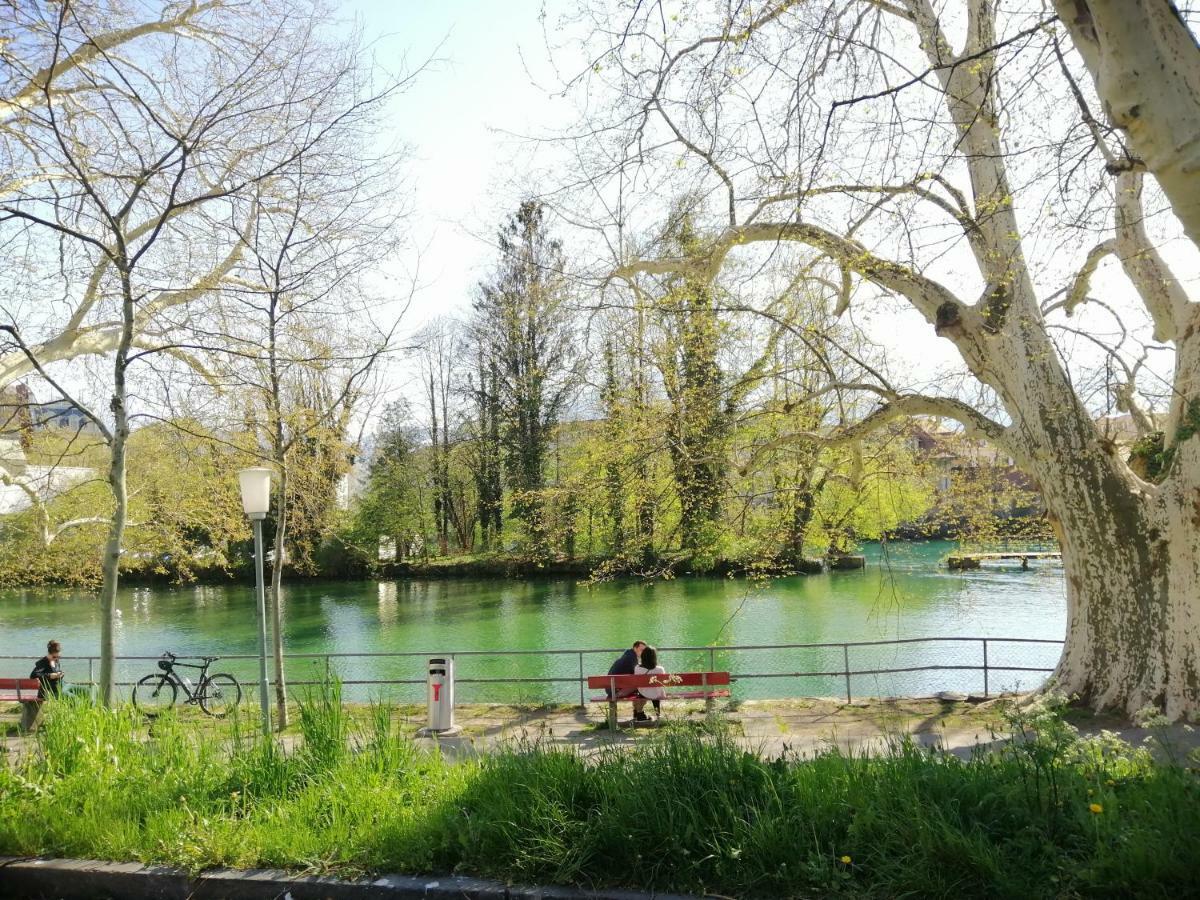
0;857;701;900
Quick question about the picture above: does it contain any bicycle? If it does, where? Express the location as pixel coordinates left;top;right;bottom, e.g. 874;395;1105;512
133;651;241;717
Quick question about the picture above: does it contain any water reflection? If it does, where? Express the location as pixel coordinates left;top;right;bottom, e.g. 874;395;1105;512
0;541;1066;702
377;581;398;627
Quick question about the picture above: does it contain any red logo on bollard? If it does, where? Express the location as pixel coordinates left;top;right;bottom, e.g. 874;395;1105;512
432;683;441;702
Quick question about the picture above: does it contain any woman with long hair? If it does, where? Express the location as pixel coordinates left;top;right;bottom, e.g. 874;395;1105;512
632;645;665;722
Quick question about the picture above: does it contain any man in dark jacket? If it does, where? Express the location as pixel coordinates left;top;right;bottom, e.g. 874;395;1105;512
31;639;64;699
605;640;646;698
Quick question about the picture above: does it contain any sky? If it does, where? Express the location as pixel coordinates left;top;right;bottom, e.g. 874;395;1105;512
338;0;968;409
337;1;1198;426
344;0;573;338
15;0;1187;427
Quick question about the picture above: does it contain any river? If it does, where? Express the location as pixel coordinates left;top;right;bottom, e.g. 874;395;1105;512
0;541;1066;702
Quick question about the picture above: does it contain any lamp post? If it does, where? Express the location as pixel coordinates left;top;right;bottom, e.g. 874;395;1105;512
238;467;273;736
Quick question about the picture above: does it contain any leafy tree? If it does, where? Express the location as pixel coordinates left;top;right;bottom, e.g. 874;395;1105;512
467;347;504;551
653;213;731;557
344;403;423;562
0;422;245;586
576;0;1200;715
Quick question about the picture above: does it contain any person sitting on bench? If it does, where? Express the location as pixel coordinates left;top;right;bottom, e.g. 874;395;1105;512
606;640;647;699
31;639;64;699
632;645;666;722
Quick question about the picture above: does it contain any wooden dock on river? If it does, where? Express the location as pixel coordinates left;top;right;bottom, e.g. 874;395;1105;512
947;551;1062;571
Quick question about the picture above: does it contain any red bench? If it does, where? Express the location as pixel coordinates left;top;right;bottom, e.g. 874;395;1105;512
0;677;44;731
587;671;731;729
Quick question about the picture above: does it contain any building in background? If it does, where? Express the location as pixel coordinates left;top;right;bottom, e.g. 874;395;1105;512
0;385;97;515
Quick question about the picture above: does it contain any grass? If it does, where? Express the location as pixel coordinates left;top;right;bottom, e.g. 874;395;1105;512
1;687;1198;899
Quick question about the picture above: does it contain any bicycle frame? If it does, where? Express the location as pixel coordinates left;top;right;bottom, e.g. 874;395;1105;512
155;658;216;705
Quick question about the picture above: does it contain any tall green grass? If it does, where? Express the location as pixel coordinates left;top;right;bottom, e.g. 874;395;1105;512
1;690;1196;898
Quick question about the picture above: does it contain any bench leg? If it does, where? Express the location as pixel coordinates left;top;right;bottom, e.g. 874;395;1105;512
607;700;619;731
19;701;40;733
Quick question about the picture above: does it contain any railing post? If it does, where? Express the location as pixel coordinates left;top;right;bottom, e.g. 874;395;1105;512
842;644;851;704
578;652;585;708
982;639;989;698
708;646;715;672
324;655;331;683
88;658;94;696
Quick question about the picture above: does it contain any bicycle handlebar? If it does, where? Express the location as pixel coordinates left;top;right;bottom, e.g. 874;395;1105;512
160;651;219;664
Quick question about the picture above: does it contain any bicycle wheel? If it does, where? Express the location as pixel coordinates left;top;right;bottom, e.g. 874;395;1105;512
199;674;241;717
133;674;177;713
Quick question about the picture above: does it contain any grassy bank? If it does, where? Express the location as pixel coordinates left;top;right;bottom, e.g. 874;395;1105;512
1;691;1197;899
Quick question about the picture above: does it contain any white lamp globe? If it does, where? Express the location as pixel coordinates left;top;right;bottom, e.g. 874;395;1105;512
237;467;273;517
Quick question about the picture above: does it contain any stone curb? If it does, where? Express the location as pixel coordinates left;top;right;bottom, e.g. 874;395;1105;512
0;857;703;900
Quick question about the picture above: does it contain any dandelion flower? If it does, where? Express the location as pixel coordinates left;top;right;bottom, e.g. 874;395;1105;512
840;855;852;865
1089;803;1103;814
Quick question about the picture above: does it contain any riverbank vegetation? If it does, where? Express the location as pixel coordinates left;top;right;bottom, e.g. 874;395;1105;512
1;691;1197;898
0;187;1049;589
3;0;1196;719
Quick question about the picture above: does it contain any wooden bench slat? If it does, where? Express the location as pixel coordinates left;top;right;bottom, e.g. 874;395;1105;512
0;678;44;703
586;671;731;731
585;671;731;690
588;689;730;703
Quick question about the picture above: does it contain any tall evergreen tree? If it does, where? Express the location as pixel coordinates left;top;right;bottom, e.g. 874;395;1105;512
468;348;504;551
472;201;578;557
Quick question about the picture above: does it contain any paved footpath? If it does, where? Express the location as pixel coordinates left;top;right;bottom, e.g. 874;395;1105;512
406;696;1200;764
5;696;1197;763
408;697;1007;759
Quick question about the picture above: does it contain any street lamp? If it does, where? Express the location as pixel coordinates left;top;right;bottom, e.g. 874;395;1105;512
238;467;273;736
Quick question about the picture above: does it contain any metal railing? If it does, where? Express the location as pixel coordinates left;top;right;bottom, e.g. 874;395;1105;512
0;636;1064;705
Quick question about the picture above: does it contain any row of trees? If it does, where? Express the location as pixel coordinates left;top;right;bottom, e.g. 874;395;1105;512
0;0;414;722
5;0;1194;723
545;0;1200;717
348;200;1025;573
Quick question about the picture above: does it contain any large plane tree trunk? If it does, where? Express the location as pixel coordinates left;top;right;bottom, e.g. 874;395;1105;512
1039;432;1200;718
986;313;1200;718
902;0;1200;717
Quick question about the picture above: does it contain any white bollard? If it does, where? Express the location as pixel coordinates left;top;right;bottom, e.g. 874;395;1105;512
422;657;460;736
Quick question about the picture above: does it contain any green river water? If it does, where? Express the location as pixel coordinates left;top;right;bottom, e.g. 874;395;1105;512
0;541;1066;703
